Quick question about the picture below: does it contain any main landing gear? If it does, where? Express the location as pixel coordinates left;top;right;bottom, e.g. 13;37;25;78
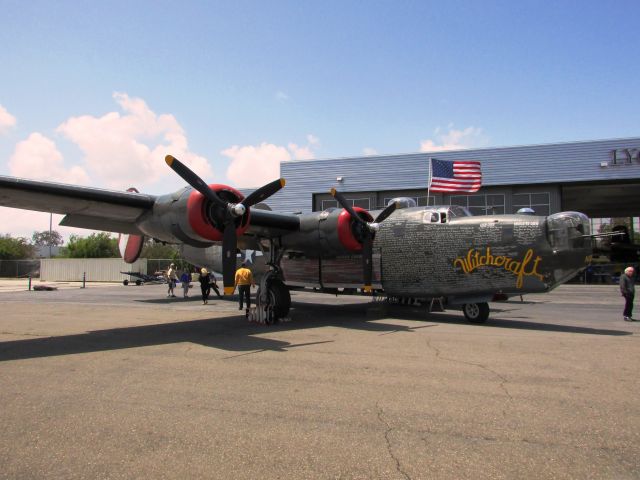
462;302;490;323
250;241;291;325
250;269;291;325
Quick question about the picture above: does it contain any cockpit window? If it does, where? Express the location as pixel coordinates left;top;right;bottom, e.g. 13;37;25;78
423;206;472;224
449;205;473;217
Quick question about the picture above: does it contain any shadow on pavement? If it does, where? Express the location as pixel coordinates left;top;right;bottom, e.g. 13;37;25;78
360;302;632;337
0;300;631;362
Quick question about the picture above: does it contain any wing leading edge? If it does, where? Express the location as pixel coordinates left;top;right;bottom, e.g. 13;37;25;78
0;175;156;235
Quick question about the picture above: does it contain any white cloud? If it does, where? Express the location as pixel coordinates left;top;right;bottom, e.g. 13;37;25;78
287;142;314;160
1;93;211;240
9;132;90;184
420;126;488;152
0;208;102;242
0;104;17;134
363;147;378;156
223;143;292;188
275;91;289;101
223;135;320;187
56;92;212;189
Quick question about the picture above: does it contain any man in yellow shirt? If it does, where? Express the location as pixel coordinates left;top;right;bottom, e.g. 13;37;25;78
235;262;255;311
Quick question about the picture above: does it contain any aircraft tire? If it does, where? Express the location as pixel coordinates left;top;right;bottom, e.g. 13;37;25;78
268;280;291;319
462;302;489;323
123;279;129;286
135;279;142;286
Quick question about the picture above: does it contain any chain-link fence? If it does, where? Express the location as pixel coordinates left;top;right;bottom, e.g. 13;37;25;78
0;260;41;278
0;258;184;279
146;259;197;275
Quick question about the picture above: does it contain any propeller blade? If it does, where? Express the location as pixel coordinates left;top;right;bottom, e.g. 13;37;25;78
330;188;367;226
362;235;373;293
222;223;237;295
374;201;398;224
165;155;226;208
242;178;286;208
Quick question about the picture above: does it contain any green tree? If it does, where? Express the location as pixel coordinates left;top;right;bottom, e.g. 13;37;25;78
32;230;64;247
0;235;35;259
59;233;119;258
140;240;179;259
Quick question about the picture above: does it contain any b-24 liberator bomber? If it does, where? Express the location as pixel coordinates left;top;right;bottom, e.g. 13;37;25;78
0;155;593;323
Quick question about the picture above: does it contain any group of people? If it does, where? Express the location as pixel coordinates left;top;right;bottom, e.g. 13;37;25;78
165;262;255;309
165;262;221;303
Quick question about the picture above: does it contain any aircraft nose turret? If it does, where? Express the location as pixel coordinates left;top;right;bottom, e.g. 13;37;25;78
547;211;591;251
545;211;592;286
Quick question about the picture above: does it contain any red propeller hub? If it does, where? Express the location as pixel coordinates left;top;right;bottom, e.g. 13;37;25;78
337;207;373;252
187;184;250;241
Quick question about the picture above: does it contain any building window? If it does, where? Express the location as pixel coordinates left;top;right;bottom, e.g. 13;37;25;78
322;198;370;211
450;194;505;215
321;199;338;210
512;192;550;216
352;198;370;210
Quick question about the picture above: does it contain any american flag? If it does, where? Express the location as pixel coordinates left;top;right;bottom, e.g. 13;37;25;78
428;158;482;193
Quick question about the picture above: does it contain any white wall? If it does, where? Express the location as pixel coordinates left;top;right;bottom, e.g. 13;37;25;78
40;258;148;282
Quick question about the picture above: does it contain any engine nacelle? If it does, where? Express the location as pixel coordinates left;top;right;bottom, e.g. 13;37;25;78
186;184;250;241
119;188;145;263
118;233;145;263
136;184;250;247
279;207;373;257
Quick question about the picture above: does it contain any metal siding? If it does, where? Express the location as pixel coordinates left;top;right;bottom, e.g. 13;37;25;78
41;258;147;282
263;138;640;213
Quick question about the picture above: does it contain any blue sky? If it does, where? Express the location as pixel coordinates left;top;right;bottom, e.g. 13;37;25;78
1;0;639;236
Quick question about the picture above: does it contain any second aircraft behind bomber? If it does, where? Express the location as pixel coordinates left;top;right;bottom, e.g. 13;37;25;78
0;155;593;323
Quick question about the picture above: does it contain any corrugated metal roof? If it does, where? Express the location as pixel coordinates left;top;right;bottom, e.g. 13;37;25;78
255;137;640;213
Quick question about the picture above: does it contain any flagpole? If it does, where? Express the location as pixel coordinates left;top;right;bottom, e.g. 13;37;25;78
427;157;432;206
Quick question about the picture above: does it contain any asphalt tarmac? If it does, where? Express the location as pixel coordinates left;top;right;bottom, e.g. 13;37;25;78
0;281;638;479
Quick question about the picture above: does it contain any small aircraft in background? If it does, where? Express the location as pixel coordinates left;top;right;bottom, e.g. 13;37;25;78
120;271;167;286
0;155;594;323
595;225;640;264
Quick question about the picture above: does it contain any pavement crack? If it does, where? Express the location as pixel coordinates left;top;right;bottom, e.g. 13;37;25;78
376;402;411;480
425;338;514;414
0;331;52;337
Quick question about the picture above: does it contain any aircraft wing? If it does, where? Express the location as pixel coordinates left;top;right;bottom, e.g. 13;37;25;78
0;175;156;235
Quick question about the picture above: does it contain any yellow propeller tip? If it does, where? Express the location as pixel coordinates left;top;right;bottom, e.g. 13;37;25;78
224;287;235;296
165;155;175;165
280;178;286;187
330;188;337;196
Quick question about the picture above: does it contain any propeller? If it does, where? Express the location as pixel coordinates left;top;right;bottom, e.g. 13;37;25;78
330;188;398;293
166;155;285;295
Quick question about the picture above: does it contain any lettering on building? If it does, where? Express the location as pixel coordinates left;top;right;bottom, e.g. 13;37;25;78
610;148;640;166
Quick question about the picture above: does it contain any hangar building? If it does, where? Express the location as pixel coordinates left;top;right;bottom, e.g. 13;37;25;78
265;137;640;225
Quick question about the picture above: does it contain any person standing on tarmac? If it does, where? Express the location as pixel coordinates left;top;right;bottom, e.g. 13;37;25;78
209;273;222;298
179;270;191;298
620;266;636;321
166;263;178;297
199;267;211;305
234;262;255;311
